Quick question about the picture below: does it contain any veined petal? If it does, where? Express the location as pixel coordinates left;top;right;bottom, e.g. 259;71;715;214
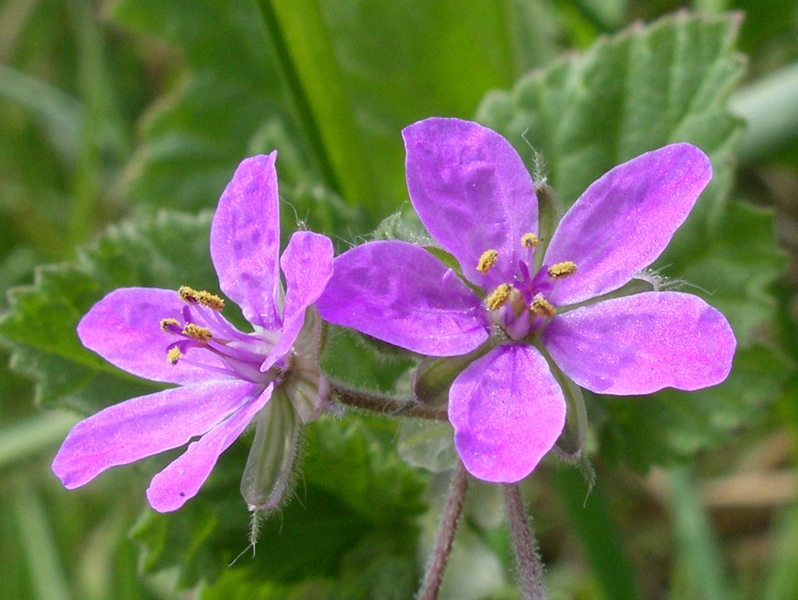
210;153;281;328
543;292;736;394
545;144;712;305
52;380;257;489
146;383;274;512
316;240;488;356
403;118;538;288
449;345;566;483
262;231;334;371
78;288;225;385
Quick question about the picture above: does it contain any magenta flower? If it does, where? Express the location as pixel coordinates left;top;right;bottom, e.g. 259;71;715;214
317;117;736;483
52;153;334;512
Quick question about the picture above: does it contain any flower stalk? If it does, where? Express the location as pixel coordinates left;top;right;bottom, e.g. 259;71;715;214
330;379;448;421
504;484;549;600
417;460;470;600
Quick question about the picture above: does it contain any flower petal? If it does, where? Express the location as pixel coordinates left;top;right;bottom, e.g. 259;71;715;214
403;118;538;288
146;383;273;512
544;144;712;305
210;154;281;328
316;240;489;356
543;292;736;394
261;231;334;371
449;345;566;483
78;288;224;385
51;379;256;489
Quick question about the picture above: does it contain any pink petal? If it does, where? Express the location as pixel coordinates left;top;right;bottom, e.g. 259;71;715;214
77;288;224;385
316;240;489;356
210;154;281;328
403;118;538;289
543;292;736;394
262;231;334;371
544;144;712;305
146;383;274;512
52;380;257;489
449;345;566;482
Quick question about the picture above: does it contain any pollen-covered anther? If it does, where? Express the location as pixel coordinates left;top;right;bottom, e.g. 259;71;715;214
183;323;213;342
486;283;514;311
160;318;180;333
476;249;499;274
167;347;182;365
521;233;539;248
178;286;225;310
530;294;556;319
548;261;577;279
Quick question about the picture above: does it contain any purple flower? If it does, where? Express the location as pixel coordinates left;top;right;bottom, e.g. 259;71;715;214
317;117;736;483
52;153;334;512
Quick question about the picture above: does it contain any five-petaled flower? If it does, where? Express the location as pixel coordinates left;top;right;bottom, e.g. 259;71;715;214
52;153;334;512
317;117;736;483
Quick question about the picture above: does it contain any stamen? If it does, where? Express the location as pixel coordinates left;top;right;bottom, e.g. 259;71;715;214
167;347;182;365
160;318;180;333
486;284;514;311
521;233;538;248
183;323;213;342
548;261;577;279
530;294;556;319
178;286;225;310
476;249;499;274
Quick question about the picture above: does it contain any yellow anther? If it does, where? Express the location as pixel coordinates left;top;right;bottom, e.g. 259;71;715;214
530;294;556;319
167;347;182;365
183;323;213;342
521;233;539;248
178;286;225;310
486;284;514;311
548;261;577;279
160;318;180;333
477;249;499;274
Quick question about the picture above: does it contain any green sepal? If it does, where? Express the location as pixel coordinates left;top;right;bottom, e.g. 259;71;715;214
240;391;302;512
412;342;496;407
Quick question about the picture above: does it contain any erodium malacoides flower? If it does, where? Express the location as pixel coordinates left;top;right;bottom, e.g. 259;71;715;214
317;117;736;483
52;153;334;512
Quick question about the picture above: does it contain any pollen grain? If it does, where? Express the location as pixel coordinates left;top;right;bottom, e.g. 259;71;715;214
183;323;213;342
548;261;577;279
530;294;556;319
167;347;182;365
521;233;539;248
476;249;499;274
486;283;514;311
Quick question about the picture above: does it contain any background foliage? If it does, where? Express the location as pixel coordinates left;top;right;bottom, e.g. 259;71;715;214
2;0;798;598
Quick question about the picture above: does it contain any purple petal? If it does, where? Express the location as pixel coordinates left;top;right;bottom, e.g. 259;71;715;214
544;144;712;305
210;154;281;328
262;231;334;371
543;292;736;394
403;118;538;289
52;379;257;489
449;345;566;483
78;288;224;385
316;240;489;356
146;383;273;512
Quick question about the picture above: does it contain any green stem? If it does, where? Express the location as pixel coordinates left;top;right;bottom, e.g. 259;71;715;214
503;484;549;600
329;379;448;421
417;461;469;600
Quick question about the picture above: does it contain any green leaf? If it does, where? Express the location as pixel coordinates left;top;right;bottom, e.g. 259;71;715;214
131;415;425;590
0;211;216;412
477;12;745;222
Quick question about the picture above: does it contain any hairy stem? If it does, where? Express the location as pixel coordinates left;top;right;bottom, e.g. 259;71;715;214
330;379;448;421
417;460;470;600
504;484;549;600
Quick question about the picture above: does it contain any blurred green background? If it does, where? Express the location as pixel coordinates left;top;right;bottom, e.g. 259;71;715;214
2;0;798;598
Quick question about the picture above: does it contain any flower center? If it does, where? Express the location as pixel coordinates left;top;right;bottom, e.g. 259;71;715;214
159;286;282;384
478;235;577;341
